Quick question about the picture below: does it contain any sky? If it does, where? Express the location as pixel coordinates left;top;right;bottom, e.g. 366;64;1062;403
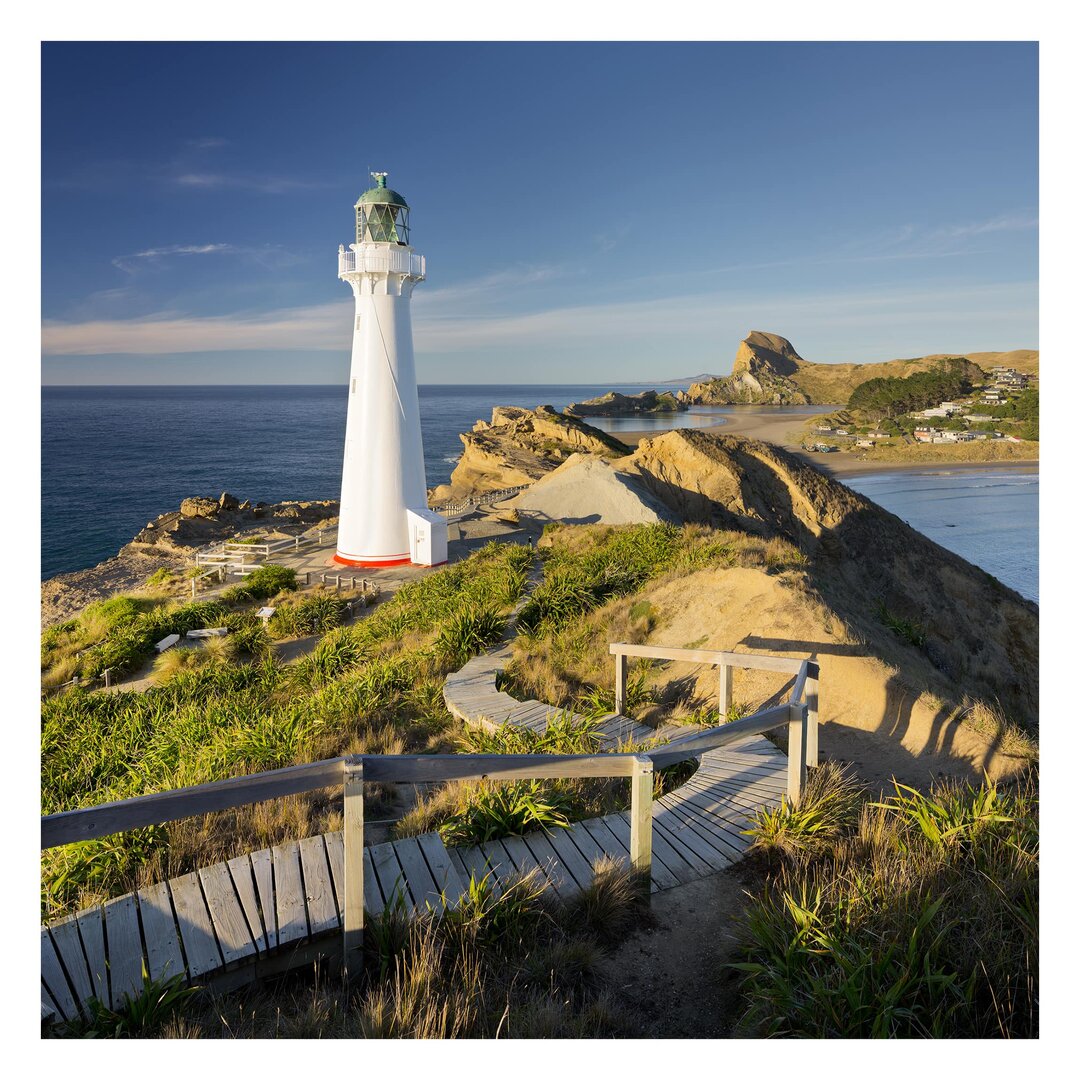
40;41;1039;385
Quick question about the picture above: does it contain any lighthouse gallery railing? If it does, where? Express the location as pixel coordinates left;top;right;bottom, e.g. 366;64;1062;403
338;247;425;278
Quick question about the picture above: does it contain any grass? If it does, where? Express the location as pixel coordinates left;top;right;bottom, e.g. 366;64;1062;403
874;598;927;648
40;541;533;918
268;592;349;638
734;772;1038;1038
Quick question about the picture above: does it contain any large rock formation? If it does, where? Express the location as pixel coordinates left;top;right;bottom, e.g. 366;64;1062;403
685;330;1029;405
430;406;630;502
564;389;688;417
685;331;811;405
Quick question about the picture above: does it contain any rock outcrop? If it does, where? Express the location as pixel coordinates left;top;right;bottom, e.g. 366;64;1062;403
684;330;1024;406
685;331;811;405
127;496;338;557
564;390;688;417
430;406;630;502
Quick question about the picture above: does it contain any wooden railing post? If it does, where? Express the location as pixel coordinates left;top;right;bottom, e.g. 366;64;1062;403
804;661;820;768
629;754;653;898
718;663;732;721
343;756;364;979
614;649;628;715
786;702;808;805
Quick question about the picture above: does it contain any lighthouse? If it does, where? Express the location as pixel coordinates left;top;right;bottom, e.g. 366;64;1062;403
334;173;446;568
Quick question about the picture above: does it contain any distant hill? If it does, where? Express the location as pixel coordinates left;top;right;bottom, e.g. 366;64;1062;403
685;332;1039;406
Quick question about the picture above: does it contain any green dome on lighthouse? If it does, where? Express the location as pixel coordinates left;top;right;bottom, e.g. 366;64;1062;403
355;172;411;244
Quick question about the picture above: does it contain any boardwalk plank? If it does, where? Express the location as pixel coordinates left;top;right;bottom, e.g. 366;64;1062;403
199;861;258;964
137;881;186;981
103;894;145;1007
299;835;339;935
272;842;309;947
658;797;747;862
454;844;504;897
41;928;79;1022
393;836;442;913
416;832;466;910
75;906;108;1007
520;830;577;897
370;841;411;912
499;834;546;884
226;854;268;953
48;916;95;1016
169;872;222;978
544;826;595;891
250;847;277;950
652;812;729;873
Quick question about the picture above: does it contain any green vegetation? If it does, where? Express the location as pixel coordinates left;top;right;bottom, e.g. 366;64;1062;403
874;599;927;648
221;564;298;602
992;386;1039;440
847;359;977;421
144;567;177;587
736;774;1038;1037
269;593;350;638
41;542;533;918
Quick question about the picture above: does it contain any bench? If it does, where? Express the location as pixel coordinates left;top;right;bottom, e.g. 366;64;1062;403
186;627;228;639
155;634;180;653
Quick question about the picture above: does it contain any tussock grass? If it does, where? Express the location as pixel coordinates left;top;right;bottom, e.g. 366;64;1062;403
734;773;1038;1038
746;761;865;859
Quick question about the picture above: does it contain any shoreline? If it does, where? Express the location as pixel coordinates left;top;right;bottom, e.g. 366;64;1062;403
612;411;1039;480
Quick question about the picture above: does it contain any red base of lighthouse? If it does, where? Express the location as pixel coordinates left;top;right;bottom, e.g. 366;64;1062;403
333;553;413;568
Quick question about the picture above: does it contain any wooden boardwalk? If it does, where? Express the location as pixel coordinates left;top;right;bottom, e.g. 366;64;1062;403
42;647;788;1026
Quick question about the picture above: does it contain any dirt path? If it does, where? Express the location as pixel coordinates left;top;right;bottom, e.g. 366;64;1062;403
598;867;759;1038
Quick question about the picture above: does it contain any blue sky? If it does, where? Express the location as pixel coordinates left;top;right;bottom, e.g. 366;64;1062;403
41;41;1038;385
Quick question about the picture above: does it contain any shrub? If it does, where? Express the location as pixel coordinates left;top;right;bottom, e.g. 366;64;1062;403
874;599;927;648
222;564;298;602
434;606;505;667
270;594;348;637
746;761;865;859
438;781;572;846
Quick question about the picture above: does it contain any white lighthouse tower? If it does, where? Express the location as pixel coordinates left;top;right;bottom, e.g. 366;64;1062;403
334;173;446;568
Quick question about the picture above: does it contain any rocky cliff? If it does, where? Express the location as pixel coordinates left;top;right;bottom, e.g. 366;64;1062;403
685;331;1034;405
430;406;630;502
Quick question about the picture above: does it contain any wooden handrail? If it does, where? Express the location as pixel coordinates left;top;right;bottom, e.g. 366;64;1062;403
609;642;807;675
647;705;792;768
41;752;641;851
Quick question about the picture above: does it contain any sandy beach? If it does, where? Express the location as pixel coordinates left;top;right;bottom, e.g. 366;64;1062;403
614;410;1039;480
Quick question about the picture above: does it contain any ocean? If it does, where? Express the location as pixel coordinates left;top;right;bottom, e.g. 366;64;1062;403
41;386;1038;602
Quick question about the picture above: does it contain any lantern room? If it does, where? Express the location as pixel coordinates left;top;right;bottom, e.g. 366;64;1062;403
355;172;411;245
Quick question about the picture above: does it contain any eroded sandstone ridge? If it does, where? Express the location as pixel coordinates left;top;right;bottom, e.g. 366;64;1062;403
430;405;630;502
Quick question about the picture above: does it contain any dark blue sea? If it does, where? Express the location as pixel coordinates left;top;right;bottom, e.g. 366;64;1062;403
41;386;1038;602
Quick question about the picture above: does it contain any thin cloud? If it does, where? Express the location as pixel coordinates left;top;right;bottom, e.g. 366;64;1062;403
41;280;1035;358
173;173;330;194
111;242;303;274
